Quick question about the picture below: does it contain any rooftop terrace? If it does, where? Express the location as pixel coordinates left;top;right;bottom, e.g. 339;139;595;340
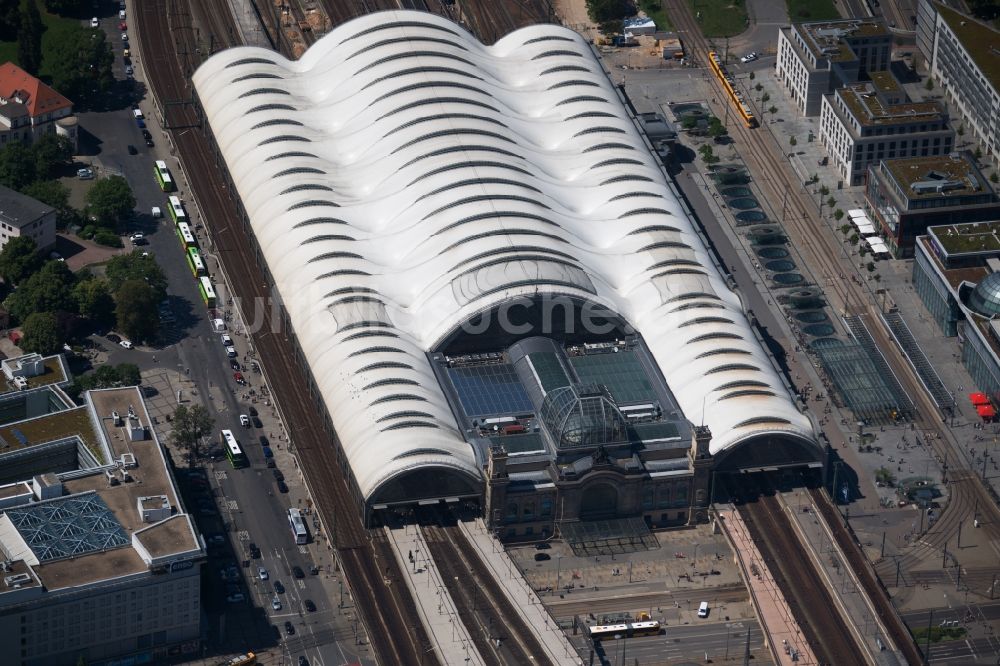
882;154;984;198
839;85;944;126
937;4;1000;93
796;19;890;63
929;221;1000;256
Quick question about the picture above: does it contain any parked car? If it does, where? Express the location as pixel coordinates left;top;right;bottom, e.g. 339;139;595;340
129;233;145;244
248;406;258;417
90;17;98;28
284;621;295;636
77;168;94;180
125;65;133;77
271;597;282;611
221;334;233;346
273;580;284;594
121;32;128;41
142;130;153;147
259;435;269;447
292;566;304;579
239;414;250;427
126;143;137;154
276;480;288;493
272;469;284;482
534;553;551;561
262;446;273;459
258;566;268;580
226;345;237;358
119;9;126;19
233;372;246;385
740;52;758;63
119;340;133;349
226;593;245;603
303;599;316;612
119;21;127;30
248;542;260;558
251;416;262;428
136;118;145;128
230;359;241;371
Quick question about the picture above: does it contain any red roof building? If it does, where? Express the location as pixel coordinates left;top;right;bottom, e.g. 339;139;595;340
0;62;75;148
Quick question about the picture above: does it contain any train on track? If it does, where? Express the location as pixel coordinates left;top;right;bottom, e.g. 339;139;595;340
587;619;662;640
708;51;757;129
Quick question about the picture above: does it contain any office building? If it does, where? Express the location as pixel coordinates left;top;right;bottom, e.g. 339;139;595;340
0;358;203;666
865;153;999;257
819;74;954;186
775;18;891;116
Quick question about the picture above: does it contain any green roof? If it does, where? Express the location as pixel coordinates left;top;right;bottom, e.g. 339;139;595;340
929;221;1000;255
937;4;1000;94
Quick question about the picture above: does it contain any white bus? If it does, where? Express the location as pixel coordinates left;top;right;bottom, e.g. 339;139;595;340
221;429;246;468
288;508;308;545
176;222;196;248
168;195;187;224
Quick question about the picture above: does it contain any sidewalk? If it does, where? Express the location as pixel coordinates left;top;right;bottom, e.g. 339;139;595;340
717;507;818;665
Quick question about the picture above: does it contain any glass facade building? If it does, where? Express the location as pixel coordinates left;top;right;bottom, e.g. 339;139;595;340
913;247;961;336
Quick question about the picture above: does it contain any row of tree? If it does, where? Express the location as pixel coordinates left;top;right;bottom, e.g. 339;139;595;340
0;239;166;352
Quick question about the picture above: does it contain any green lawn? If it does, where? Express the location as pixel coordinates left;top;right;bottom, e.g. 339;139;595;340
688;0;748;37
786;0;840;22
0;10;80;80
638;0;672;31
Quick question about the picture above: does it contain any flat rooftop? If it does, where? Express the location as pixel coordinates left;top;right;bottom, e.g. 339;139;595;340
0;405;103;460
882;154;985;199
868;70;901;92
929;221;1000;256
0;356;68;395
838;85;944;126
795;18;890;63
937;4;1000;94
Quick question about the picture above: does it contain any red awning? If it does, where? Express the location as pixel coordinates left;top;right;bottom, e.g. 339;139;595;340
977;405;996;419
970;392;991;405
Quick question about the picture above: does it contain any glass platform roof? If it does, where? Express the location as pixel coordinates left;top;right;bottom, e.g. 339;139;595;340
6;493;130;562
447;364;533;417
570;350;655;405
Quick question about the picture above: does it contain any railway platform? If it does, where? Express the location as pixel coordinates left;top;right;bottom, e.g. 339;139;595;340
717;506;819;665
385;525;487;666
456;519;582;666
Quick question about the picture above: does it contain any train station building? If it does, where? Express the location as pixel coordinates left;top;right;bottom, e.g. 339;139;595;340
192;10;821;537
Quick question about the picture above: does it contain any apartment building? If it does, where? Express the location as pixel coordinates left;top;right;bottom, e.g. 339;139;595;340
0;185;56;251
0;62;76;148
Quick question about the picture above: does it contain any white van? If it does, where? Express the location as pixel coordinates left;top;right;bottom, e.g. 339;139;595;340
133;108;143;120
697;601;709;618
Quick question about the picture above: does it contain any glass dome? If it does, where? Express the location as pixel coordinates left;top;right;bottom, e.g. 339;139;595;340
539;384;628;450
970;273;1000;316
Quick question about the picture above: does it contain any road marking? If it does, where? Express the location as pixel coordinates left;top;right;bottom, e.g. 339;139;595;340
215;470;227;480
299;545;308;554
298;579;306;590
228;500;239;510
238;530;250;542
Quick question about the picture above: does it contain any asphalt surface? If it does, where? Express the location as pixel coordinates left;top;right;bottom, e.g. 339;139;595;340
573;620;768;666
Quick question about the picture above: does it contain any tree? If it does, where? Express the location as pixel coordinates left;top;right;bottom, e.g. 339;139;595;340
849;233;859;246
5;259;77;321
584;0;630;24
789;136;797;147
0;140;36;189
0;235;41;285
32;134;72;180
114;279;159;343
819;185;830;197
21;179;69;211
86;176;135;228
73;277;115;327
106;252;168;301
16;0;41;76
827;196;836;209
44;0;86;14
47;25;114;104
171;404;215;458
768;105;777;115
761;92;770;104
834;209;845;222
707;116;727;138
748;72;755;81
21;311;61;354
755;83;763;92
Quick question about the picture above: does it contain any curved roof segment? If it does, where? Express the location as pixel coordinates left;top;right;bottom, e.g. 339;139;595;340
192;11;817;501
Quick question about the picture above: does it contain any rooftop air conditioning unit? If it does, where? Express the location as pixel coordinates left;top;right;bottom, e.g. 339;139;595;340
4;573;31;588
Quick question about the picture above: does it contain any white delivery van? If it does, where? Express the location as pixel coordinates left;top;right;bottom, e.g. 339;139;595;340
697;601;709;618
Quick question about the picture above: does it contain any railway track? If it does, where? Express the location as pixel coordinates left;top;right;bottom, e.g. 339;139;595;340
137;2;437;663
738;493;867;665
664;0;1000;632
422;523;555;666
